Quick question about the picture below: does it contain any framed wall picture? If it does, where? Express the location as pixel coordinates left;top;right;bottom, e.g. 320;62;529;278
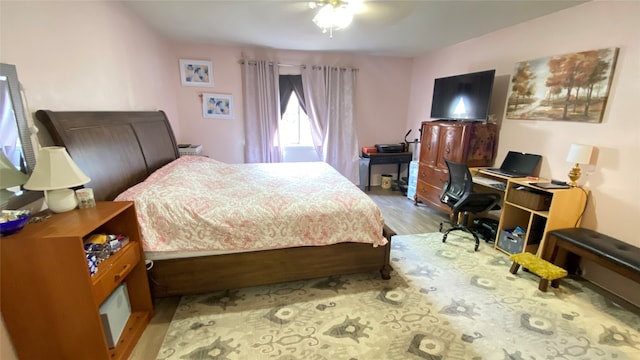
202;93;233;119
179;59;213;87
505;47;619;123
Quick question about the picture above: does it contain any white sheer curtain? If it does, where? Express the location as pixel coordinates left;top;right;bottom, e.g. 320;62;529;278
241;60;282;163
301;65;359;183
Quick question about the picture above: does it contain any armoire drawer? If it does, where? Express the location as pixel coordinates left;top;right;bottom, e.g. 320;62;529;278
418;164;448;188
416;178;449;212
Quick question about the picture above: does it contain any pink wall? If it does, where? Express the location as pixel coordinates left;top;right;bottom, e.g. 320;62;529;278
1;2;638;356
0;1;179;138
407;1;640;304
171;44;413;167
1;2;177;359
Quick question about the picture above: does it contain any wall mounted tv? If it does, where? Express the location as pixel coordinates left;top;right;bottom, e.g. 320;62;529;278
430;69;496;121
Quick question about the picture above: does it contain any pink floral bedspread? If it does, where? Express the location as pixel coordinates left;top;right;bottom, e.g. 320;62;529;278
115;156;387;253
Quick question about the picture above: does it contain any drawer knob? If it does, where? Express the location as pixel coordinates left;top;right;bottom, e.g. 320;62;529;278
114;264;132;281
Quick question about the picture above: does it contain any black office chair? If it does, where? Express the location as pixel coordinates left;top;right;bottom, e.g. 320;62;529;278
439;159;501;251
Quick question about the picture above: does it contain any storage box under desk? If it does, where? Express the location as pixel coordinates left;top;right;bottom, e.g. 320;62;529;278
497;230;525;254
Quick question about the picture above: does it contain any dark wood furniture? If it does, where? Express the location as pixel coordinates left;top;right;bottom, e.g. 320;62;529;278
1;201;153;360
545;228;640;284
36;110;392;298
361;152;413;191
415;121;497;212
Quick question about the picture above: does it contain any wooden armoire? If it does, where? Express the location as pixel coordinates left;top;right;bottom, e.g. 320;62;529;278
415;120;497;212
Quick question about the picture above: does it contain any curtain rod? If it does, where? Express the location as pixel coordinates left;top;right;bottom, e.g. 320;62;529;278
238;60;299;67
238;60;358;71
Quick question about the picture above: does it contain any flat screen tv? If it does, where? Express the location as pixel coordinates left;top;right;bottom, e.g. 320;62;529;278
430;69;496;121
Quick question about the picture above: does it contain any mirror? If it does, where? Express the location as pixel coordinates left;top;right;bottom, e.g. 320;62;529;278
0;63;41;210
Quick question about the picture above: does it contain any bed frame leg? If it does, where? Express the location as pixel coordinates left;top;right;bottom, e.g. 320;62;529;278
380;264;392;280
380;224;394;280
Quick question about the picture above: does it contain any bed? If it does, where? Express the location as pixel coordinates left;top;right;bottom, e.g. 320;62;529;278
35;110;392;298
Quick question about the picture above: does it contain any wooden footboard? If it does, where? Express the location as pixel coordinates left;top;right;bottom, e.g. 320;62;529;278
147;226;394;298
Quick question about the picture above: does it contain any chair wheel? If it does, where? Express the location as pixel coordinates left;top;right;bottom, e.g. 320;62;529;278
442;234;447;243
439;223;443;232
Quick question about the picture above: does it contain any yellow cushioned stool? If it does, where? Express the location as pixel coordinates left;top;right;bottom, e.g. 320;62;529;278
509;252;568;292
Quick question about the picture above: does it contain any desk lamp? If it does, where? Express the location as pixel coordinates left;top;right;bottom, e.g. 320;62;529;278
23;146;90;213
0;151;28;201
566;143;593;187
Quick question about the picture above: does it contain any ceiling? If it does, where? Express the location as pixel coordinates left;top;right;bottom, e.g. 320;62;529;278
122;0;587;57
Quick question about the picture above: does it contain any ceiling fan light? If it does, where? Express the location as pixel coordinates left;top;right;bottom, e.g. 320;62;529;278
312;1;355;35
312;4;334;29
333;6;353;29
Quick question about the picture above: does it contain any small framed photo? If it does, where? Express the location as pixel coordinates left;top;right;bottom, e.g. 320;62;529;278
179;59;213;87
202;93;233;119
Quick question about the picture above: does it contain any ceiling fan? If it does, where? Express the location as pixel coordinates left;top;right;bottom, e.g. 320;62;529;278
307;0;363;37
306;0;418;37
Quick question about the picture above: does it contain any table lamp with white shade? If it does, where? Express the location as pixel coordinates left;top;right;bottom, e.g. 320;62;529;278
566;143;594;187
23;146;90;213
0;151;28;201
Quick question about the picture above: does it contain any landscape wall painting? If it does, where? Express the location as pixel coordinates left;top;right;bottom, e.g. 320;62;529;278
506;47;619;123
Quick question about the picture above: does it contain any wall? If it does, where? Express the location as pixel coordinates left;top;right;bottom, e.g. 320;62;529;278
2;0;412;178
0;0;179;138
171;44;413;172
1;2;637;357
406;0;640;305
0;3;412;356
1;1;177;359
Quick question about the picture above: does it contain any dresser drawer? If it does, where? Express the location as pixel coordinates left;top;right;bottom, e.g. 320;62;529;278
416;178;449;212
418;164;448;189
92;243;140;304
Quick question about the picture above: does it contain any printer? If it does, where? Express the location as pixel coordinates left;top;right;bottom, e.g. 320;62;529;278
375;143;406;153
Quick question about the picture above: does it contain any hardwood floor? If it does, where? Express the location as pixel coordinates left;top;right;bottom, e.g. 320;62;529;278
129;187;447;359
367;186;448;235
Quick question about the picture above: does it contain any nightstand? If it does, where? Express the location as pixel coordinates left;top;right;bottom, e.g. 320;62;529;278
0;201;153;360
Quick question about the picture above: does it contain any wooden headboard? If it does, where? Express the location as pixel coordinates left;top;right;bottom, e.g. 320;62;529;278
35;110;179;201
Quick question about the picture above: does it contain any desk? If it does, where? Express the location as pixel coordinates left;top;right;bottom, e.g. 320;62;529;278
472;169;588;257
361;152;412;191
471;168;520;194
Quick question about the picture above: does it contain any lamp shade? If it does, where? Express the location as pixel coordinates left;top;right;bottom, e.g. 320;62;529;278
23;146;90;190
0;151;27;189
566;144;593;164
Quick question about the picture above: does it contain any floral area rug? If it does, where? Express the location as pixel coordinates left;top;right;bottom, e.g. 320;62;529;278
157;232;640;359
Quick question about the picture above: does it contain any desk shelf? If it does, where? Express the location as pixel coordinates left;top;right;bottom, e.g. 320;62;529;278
505;201;550;217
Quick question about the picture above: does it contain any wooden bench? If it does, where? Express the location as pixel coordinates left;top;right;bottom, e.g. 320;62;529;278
509;252;568;292
545;228;640;284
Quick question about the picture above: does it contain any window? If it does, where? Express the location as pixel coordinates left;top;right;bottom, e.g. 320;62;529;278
280;93;313;146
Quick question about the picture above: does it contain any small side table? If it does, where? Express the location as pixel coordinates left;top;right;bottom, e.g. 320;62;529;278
361;152;413;191
178;144;202;156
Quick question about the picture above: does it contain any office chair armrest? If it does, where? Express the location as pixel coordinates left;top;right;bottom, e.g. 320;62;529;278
439;181;449;201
